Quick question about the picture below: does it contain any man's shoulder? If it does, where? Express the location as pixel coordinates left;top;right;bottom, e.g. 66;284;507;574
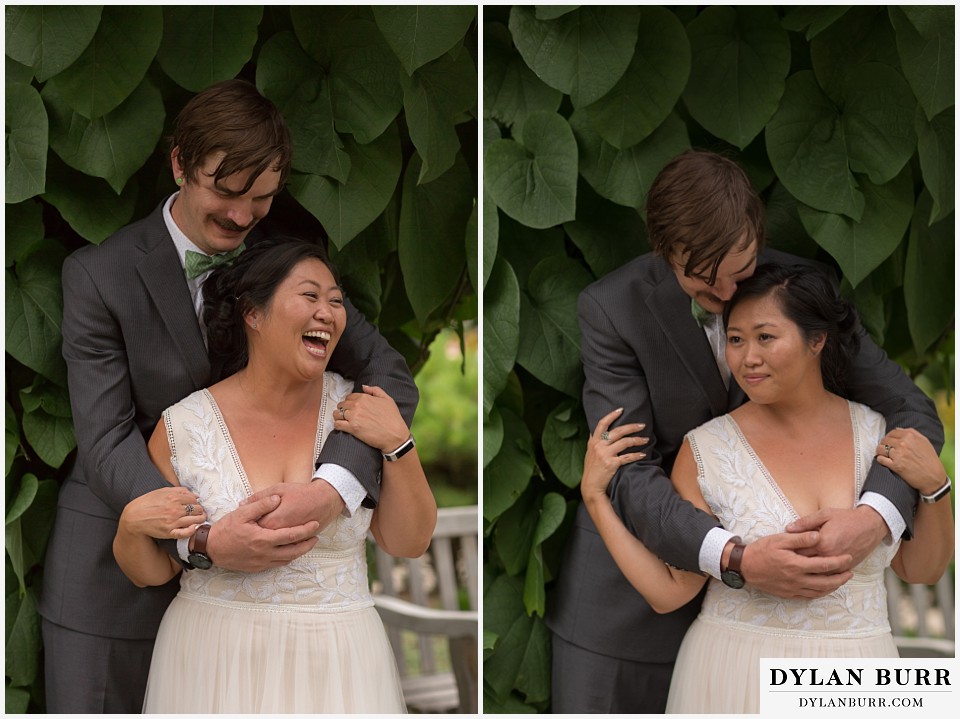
66;199;170;270
582;252;665;297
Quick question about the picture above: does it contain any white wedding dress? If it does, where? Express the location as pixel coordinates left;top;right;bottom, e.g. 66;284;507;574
142;373;405;713
665;401;900;714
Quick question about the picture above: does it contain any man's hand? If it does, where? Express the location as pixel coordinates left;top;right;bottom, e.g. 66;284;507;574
205;494;320;573
244;480;345;532
739;531;854;599
787;505;888;566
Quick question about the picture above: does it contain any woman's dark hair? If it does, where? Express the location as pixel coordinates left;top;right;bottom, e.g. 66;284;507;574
722;263;861;394
203;238;340;378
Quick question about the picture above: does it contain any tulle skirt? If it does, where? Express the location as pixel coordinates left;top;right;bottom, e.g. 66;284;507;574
665;614;899;714
143;593;406;713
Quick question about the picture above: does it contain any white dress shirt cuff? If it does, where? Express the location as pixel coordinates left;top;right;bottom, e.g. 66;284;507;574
856;491;902;545
177;537;190;563
699;526;736;580
313;463;366;517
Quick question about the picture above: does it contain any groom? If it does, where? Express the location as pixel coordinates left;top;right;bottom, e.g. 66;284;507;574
39;79;418;713
547;150;944;712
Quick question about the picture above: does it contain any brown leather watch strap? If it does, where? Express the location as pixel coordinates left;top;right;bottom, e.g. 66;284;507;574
193;523;211;555
728;542;746;574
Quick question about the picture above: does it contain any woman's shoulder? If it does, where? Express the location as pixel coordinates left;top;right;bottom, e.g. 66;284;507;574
847;399;886;440
164;388;209;417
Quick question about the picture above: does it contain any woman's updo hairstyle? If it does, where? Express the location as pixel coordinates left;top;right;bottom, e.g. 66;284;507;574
722;263;862;394
203;237;340;378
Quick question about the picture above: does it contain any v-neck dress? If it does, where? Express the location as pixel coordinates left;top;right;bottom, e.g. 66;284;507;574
665;401;900;714
142;374;405;713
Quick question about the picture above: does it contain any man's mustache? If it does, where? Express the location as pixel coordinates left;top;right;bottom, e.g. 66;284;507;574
213;217;252;232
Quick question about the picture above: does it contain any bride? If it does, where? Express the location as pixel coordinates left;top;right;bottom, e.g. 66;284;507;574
581;263;953;713
112;238;437;712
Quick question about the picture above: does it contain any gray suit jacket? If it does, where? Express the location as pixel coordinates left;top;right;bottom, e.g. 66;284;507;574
546;248;943;663
40;198;418;639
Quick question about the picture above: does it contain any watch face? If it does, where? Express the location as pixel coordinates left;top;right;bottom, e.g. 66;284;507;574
721;569;745;589
188;552;212;570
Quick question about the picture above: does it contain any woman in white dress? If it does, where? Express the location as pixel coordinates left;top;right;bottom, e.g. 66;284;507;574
112;238;437;713
581;263;953;713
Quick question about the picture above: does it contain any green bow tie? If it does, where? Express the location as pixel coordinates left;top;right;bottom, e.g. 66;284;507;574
184;244;245;280
691;298;715;328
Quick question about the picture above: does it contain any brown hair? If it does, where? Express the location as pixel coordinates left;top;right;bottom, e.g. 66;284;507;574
171;79;293;196
646;150;765;285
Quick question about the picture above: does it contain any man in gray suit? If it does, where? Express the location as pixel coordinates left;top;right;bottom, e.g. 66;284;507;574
547;150;943;712
39;79;418;713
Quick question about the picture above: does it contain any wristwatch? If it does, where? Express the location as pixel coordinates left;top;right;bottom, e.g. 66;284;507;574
383;435;416;462
920;476;952;504
187;523;213;570
720;537;746;589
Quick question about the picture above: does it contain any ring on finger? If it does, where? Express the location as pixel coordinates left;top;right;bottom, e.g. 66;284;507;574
600;431;610;442
883;444;891;458
338;406;347;420
185;503;194;516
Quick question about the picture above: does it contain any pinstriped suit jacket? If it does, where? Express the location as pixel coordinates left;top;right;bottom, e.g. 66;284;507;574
40;198;418;639
546;248;943;663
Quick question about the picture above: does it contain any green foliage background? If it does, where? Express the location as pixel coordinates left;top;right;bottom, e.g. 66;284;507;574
482;5;954;712
5;5;477;712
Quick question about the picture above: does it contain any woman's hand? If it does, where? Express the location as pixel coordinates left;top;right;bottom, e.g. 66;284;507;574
581;408;648;501
333;384;409;453
876;428;946;496
119;486;206;540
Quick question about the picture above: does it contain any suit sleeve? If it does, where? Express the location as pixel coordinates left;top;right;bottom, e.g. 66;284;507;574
321;298;418;503
578;290;718;572
60;254;170;516
845;326;943;539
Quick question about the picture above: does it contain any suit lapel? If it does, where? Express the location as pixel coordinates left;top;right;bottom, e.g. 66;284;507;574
648;271;729;418
136;204;210;389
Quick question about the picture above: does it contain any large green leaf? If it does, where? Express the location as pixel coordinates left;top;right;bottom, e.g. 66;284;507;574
483;259;520;418
494;484;540;576
402;48;476;184
483;22;563;134
44;77;165;194
572;109;689;211
508;5;641;107
4;5;102;82
483;408;535;522
19;380;76;469
256;31;349;183
683;6;790;149
6;402;20;477
372;5;476;75
466;202;479;303
542;400;589;489
564;179;648;280
156;6;263;92
5;242;67;385
398;154;472;324
517;257;592;398
904;192;954;355
484;112;578;229
287;122;402;250
6;55;34;85
915;107;954;225
496;219;566;292
582;6;689;150
798;167;913;288
889;6;954;121
764;181;821;260
523;492;566;619
767;70;874;220
780;6;850;40
5;83;48;203
482;120;501;292
6;686;30;713
4;201;44;269
484;406;504;468
44;6;162;119
4;586;40;686
42;156;139;245
292;6;404;145
5;475;38;527
810;6;900;102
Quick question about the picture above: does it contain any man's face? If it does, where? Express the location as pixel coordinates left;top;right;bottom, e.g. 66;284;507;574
170;149;282;255
670;236;758;314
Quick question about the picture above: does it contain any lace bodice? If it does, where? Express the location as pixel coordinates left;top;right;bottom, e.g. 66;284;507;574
688;401;899;637
163;374;374;613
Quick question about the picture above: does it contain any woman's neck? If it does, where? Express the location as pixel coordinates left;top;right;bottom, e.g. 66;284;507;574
230;363;323;420
749;385;843;433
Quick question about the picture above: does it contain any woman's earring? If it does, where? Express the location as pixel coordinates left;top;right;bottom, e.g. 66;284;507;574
176;177;184;186
252;323;258;329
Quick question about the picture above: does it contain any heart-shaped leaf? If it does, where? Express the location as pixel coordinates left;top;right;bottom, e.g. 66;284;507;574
683;6;790;149
798;167;913;288
484;406;505;468
483;259;521;418
45;6;162;119
781;6;850;40
889;6;954;121
5;201;44;269
904;191;954;355
483;408;535;522
373;5;476;75
508;5;640;107
4;6;102;82
485;112;578;229
542;400;589;488
5;83;48;204
564;180;648;281
583;6;690;150
915;107;954;225
157;6;263;91
523;491;567;619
